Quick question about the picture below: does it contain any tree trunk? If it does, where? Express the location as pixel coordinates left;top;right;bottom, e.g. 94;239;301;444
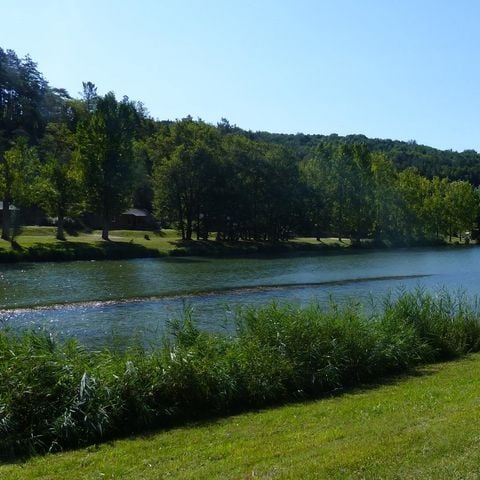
102;218;110;241
185;218;192;241
56;213;65;241
196;211;200;240
1;199;11;241
180;221;185;240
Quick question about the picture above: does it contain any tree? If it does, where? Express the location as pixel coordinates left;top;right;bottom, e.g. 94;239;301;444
444;181;479;242
325;145;375;243
0;138;40;241
424;177;449;239
0;48;48;239
370;153;404;243
396;168;431;241
37;123;80;240
76;92;138;240
152;119;221;240
300;144;336;240
81;81;98;114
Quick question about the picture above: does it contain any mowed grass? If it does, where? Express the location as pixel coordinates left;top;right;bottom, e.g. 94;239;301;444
0;227;351;261
2;354;480;480
0;227;473;262
0;227;180;259
3;226;179;251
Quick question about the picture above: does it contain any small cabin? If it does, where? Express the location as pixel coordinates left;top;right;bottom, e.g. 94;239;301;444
112;208;158;230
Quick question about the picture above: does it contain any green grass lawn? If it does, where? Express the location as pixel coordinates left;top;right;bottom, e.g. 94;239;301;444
0;227;180;260
2;226;180;252
0;227;474;262
2;353;480;479
0;227;348;262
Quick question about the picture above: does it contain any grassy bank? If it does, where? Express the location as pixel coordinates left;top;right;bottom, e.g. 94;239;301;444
0;228;173;262
0;227;354;262
0;226;470;262
3;353;480;479
1;289;480;461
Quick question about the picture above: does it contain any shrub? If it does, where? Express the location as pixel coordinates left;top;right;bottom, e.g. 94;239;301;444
1;289;479;458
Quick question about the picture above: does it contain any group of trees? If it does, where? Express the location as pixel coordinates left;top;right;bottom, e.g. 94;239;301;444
0;48;144;241
140;120;301;241
146;128;479;243
1;47;479;245
301;144;478;244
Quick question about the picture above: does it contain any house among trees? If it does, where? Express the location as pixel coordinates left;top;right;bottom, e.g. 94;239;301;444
82;208;158;231
112;208;158;230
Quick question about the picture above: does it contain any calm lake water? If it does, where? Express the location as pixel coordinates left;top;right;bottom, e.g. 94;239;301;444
0;247;478;346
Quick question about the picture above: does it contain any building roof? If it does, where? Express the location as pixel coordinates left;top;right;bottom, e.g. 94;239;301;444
122;208;149;217
0;202;19;211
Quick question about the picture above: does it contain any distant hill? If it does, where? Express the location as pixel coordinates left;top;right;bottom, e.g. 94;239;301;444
246;131;480;185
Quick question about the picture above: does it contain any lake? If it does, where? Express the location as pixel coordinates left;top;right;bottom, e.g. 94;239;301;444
0;247;478;346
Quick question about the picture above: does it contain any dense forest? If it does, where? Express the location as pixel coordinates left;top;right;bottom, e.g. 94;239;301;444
1;47;479;245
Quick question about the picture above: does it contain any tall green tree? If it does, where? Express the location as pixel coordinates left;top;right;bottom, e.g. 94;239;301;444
153;119;221;240
424;177;449;239
37;123;80;240
76;92;138;240
396;168;430;241
0;138;40;241
300;144;337;240
370;153;404;243
0;48;48;239
327;145;375;243
444;181;479;242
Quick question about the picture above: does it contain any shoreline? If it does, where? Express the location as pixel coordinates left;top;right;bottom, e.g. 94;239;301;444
0;228;475;263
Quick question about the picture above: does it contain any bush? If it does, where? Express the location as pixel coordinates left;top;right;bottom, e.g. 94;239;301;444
1;289;480;458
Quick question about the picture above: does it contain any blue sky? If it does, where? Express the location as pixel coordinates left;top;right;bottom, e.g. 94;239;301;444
4;0;480;151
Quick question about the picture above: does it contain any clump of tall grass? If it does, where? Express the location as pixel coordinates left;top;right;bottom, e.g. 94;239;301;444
1;288;480;458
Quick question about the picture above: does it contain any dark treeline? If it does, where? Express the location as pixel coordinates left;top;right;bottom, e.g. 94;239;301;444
1;47;479;245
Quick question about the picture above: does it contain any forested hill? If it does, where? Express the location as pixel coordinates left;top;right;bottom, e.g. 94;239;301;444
249;131;480;184
2;46;480;246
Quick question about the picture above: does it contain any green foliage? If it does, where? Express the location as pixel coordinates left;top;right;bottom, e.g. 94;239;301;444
36;123;81;239
76;92;138;240
0;138;40;240
152;119;222;240
5;353;480;479
2;290;480;458
2;47;480;246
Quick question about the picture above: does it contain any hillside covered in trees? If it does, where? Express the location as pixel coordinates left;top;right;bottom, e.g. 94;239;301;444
1;46;479;247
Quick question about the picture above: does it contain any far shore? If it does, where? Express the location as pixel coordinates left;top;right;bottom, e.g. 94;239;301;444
0;226;475;263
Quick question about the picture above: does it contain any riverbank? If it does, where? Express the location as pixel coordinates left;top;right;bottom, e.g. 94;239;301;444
1;290;480;460
0;227;471;262
3;352;480;479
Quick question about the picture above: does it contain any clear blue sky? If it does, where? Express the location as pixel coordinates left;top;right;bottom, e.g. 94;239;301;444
4;0;480;151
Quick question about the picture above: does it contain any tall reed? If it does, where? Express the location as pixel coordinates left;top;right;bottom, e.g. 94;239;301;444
1;289;479;458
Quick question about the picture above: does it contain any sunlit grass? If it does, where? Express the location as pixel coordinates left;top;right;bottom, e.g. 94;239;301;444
0;228;179;260
2;353;480;479
0;227;473;262
1;289;480;462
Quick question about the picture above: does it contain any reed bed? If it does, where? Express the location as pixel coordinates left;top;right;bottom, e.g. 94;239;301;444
1;288;480;458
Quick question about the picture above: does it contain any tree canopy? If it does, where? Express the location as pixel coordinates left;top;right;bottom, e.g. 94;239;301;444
1;46;479;245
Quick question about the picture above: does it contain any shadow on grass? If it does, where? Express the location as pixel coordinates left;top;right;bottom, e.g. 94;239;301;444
169;239;325;258
167;238;392;260
0;241;162;263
